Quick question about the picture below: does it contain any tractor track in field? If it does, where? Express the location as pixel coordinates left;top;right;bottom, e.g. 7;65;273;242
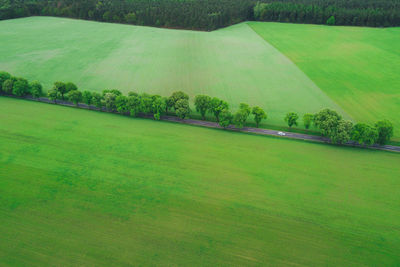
6;95;400;153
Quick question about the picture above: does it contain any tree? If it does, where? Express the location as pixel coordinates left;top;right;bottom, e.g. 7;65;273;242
12;78;30;96
219;109;232;128
139;93;153;114
53;81;67;100
102;92;117;111
252;106;267;127
162;96;170;113
210;97;229;122
30;81;43;98
233;103;251;129
115;95;128;114
65;82;78;93
175;99;190;119
330;120;353;144
233;109;248;129
82;91;92;106
194;95;211;120
125;12;137;24
326;15;336;25
128;91;138;97
375;120;394;145
152;96;166;120
67;90;82;106
285;112;299;128
2;79;14;94
351;123;378;145
313;109;342;137
239;103;251;117
48;88;59;103
166;97;175;113
303;113;313;129
169;91;189;111
102;89;122;97
0;71;11;92
127;95;141;117
91;92;103;109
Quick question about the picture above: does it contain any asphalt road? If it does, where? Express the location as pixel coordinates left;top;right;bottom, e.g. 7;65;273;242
13;96;400;153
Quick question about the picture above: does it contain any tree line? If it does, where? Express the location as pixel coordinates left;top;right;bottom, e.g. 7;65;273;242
1;0;399;30
254;0;400;27
0;71;394;146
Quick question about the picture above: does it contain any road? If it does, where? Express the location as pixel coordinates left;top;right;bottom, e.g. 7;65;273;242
12;95;400;153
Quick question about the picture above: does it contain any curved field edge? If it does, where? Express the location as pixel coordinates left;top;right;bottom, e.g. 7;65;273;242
248;22;400;139
1;97;400;266
0;16;345;128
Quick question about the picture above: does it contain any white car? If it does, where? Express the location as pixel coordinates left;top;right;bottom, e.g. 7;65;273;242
277;131;286;136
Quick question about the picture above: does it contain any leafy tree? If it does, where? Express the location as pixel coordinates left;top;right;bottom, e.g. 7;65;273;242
48;88;59;103
91;92;103;109
2;79;15;94
53;81;67;100
125;12;137;24
67;90;82;105
375;120;394;145
233;104;251;129
239;103;251;117
326;15;336;25
252;106;267;127
103;89;122;97
175;99;190;119
116;95;128;114
169;91;189;111
194;95;211;120
12;78;30;96
210;97;229;122
166;97;175;113
0;71;11;92
127;95;141;117
82;91;92;106
110;89;122;96
303;113;313;129
30;81;43;98
152;95;166;120
65;82;78;93
330;120;353;144
219;109;232;128
162;96;170;113
284;112;299;128
351;123;378;145
139;93;153;114
233;109;249;129
313;109;342;137
128;91;138;97
102;92;117;111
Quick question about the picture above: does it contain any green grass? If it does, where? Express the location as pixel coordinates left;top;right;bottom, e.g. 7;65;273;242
1;97;399;266
249;22;400;139
0;16;345;128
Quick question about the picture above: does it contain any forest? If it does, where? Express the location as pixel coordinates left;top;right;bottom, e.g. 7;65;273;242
1;0;399;30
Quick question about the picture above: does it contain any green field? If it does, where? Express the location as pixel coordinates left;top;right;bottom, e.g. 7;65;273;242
0;16;346;127
249;22;400;138
1;97;399;266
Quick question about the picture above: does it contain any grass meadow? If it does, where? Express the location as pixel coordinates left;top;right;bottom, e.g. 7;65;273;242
249;22;400;138
0;17;345;128
1;97;399;266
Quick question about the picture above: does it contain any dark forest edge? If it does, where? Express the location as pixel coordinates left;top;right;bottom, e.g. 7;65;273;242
1;0;399;31
0;71;395;147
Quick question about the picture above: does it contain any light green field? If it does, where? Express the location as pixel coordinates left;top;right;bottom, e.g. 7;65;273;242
249;22;400;138
1;97;399;266
0;16;345;127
